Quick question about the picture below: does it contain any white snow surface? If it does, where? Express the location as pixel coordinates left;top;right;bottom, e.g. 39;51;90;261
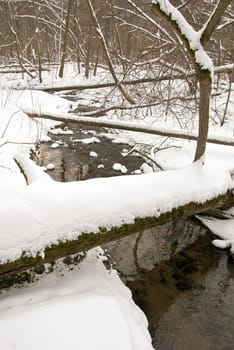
51;142;60;149
197;216;234;254
112;163;128;174
0;90;70;190
0;154;233;264
0;249;154;350
0;88;71;116
74;136;101;144
49;127;73;135
46;163;55;171
89;151;98;158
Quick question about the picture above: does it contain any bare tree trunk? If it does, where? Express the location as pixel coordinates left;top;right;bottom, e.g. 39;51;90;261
194;70;212;161
58;0;72;78
200;0;233;46
85;30;91;79
36;29;43;83
93;44;100;76
220;72;233;126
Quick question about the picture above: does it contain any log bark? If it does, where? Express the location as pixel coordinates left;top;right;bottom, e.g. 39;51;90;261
0;190;233;289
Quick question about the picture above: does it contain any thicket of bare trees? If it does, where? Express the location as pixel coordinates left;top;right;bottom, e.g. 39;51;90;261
0;1;232;71
0;0;233;161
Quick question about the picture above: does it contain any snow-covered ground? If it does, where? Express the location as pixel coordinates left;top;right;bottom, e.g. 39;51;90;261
0;249;153;350
0;62;234;349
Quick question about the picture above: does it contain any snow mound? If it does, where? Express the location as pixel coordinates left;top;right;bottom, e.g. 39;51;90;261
0;249;154;350
197;216;234;254
113;163;128;174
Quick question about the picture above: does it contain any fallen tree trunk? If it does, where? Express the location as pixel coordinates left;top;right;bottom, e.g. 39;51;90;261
0;190;233;288
18;74;190;92
27;110;234;147
0;154;234;288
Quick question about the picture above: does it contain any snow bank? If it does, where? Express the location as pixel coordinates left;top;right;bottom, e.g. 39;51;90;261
0;88;71;116
197;215;234;254
0;89;71;189
0;249;154;350
113;163;128;174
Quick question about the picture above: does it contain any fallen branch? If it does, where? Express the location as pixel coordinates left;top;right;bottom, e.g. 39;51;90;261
16;74;188;92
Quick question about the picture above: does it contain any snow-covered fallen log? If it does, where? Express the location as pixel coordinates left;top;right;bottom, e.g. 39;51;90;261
0;154;233;282
27;109;234;147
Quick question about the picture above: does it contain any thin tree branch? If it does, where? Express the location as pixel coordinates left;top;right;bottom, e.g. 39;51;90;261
200;0;232;46
86;0;135;105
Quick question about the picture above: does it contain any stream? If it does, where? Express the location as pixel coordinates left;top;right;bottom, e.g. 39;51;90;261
36;120;234;350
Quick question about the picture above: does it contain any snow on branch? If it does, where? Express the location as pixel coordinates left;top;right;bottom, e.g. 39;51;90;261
14;153;52;185
152;0;213;72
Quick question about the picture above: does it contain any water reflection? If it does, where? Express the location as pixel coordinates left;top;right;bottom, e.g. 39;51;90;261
104;221;234;350
154;253;234;350
36;123;143;182
104;220;205;276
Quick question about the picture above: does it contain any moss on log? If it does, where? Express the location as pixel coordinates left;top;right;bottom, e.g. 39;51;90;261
0;190;233;289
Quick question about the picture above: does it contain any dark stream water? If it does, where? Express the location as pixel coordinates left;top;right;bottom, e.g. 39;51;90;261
36;122;234;350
